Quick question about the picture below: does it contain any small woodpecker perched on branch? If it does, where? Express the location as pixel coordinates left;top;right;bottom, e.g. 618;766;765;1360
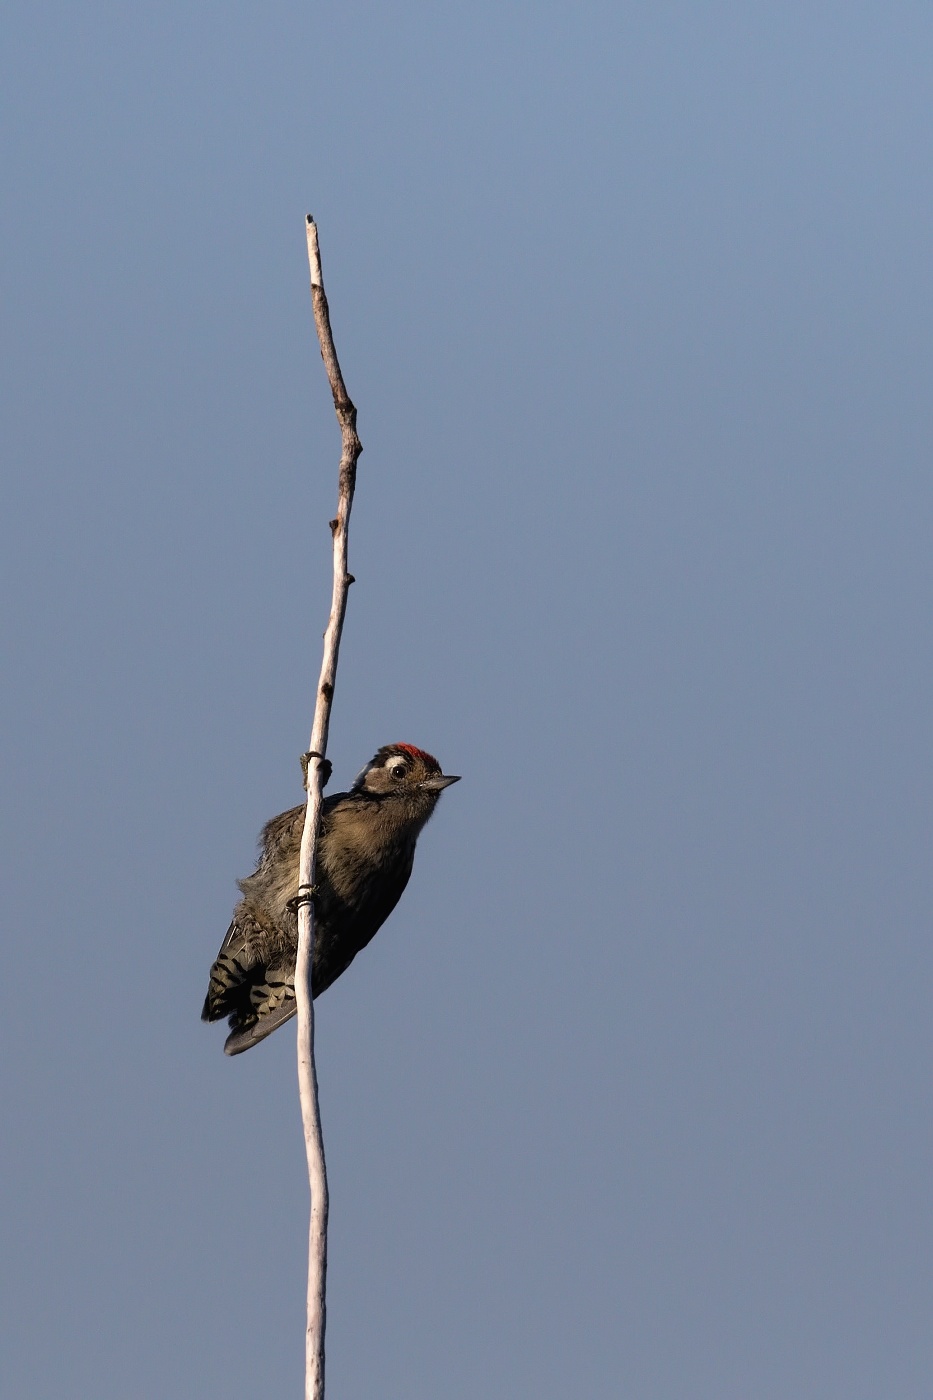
202;743;460;1055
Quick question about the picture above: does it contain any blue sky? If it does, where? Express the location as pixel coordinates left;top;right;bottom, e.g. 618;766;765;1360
3;3;933;1396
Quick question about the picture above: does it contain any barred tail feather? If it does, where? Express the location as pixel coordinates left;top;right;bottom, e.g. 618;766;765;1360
224;999;297;1055
221;965;297;1055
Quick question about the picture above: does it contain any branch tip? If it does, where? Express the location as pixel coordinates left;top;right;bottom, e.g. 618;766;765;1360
305;217;323;290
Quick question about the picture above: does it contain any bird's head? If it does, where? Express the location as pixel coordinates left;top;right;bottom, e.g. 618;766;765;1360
352;743;461;805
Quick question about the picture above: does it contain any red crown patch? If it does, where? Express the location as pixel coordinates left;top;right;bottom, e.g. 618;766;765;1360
394;743;440;771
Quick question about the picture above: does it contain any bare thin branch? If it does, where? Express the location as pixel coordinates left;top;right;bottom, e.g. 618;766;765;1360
297;214;362;1400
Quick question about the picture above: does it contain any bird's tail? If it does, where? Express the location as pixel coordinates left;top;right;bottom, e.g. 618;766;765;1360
222;971;297;1055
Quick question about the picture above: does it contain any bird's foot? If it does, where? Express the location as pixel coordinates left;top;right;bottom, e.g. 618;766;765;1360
287;884;319;915
300;751;333;788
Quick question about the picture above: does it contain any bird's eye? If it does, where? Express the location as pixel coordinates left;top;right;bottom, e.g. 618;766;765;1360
391;764;406;780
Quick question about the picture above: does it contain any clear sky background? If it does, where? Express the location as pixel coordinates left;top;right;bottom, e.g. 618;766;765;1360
3;3;933;1397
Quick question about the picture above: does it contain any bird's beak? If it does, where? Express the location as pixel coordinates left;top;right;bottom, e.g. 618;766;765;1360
421;773;461;790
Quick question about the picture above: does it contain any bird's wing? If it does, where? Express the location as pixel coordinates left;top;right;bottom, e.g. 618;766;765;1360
201;914;264;1022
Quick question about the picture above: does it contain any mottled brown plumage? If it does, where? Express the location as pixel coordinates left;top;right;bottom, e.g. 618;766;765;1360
202;744;459;1054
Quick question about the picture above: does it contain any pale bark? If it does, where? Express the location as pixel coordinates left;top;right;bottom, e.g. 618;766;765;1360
296;215;362;1400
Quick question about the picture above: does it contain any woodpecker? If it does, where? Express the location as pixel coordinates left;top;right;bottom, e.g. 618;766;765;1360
202;743;460;1055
